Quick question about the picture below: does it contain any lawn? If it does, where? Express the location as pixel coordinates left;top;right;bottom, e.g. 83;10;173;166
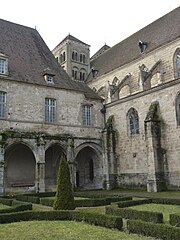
0;204;10;210
0;220;154;240
129;203;180;224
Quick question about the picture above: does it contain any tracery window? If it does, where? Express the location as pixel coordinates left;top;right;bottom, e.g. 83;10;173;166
127;108;139;135
176;92;180;125
174;49;180;78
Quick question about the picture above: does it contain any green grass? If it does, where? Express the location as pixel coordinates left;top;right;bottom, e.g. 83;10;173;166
0;204;10;210
76;205;106;214
0;220;154;240
129;203;180;224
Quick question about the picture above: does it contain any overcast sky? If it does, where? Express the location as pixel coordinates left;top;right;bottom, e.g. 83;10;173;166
1;0;179;56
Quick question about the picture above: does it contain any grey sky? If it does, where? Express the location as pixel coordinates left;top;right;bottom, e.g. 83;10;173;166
1;0;179;56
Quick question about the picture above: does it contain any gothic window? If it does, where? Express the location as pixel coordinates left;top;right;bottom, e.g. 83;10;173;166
75;52;78;61
174;49;180;78
80;54;83;62
45;98;56;123
127;108;139;135
176;92;180;125
0;91;6;118
82;105;92;126
89;159;94;181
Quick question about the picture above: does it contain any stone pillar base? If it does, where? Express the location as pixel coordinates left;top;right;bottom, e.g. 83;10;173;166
103;174;117;190
147;179;166;192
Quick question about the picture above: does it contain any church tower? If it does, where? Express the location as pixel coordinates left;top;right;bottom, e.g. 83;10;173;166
52;34;90;81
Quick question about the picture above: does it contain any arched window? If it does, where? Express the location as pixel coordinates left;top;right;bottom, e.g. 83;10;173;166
83;54;86;63
176;92;180;125
63;52;66;62
174;49;180;78
80;54;83;62
127;108;139;135
72;51;75;60
75;52;78;61
89;159;94;181
60;54;63;63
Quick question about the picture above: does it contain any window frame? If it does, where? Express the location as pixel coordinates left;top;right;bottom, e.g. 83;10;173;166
0;91;7;119
45;98;57;123
127;107;140;135
0;55;8;75
82;104;92;126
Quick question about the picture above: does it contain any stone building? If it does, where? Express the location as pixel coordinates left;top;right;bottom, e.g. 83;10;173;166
0;19;104;195
52;35;90;81
53;7;180;192
1;6;180;195
86;7;180;191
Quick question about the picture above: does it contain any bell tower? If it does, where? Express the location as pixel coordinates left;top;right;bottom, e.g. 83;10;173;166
52;34;90;81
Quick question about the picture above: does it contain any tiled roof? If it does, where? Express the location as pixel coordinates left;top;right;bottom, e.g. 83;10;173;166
87;7;180;82
0;19;101;100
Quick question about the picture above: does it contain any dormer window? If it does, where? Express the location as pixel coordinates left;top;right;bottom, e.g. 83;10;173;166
44;74;54;84
0;54;8;75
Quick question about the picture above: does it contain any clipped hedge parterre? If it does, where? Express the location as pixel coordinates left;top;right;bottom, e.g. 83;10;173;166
105;205;163;223
127;219;180;240
0;210;123;230
170;213;180;227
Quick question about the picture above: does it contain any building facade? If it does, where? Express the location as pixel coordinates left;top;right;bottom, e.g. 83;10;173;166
0;19;104;195
86;7;180;191
52;35;90;81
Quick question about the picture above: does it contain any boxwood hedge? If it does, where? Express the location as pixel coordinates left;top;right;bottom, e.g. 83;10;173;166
106;205;163;223
127;219;180;240
0;210;123;230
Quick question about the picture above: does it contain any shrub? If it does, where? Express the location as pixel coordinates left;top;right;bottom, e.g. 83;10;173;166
105;205;163;223
40;197;54;207
170;213;180;227
152;198;180;205
53;156;75;210
127;219;180;240
75;198;106;207
0;198;13;206
0;210;123;230
116;198;152;208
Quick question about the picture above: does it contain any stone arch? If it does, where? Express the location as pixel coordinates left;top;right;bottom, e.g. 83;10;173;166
119;85;130;98
75;143;102;190
4;142;36;191
45;143;66;191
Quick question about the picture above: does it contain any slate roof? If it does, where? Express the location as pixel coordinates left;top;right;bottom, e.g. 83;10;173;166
90;44;111;61
53;34;90;52
0;19;101;100
87;7;180;82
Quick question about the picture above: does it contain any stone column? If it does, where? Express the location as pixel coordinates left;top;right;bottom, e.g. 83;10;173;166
67;137;75;188
0;136;5;196
102;126;117;190
35;135;45;192
145;102;166;192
